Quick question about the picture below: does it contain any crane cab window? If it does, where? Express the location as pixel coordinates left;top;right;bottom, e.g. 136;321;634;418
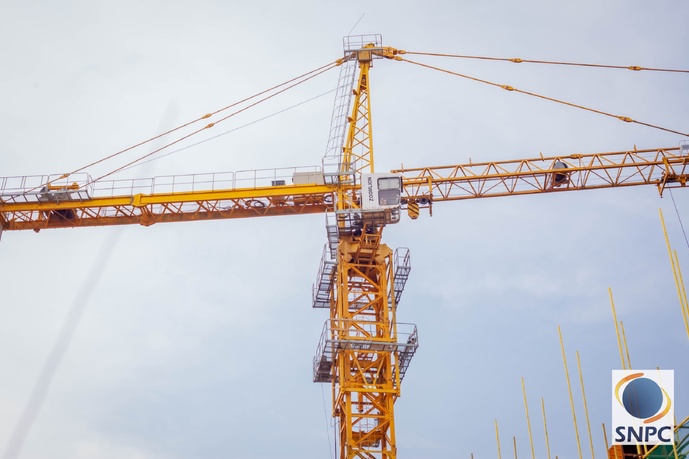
377;177;401;206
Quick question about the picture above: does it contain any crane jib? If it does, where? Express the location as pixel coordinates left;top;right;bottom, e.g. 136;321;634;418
1;147;688;231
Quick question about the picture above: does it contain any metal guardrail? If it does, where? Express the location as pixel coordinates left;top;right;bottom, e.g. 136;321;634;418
0;166;324;203
313;319;418;383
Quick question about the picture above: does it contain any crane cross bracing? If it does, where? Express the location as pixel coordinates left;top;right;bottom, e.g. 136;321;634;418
395;145;689;213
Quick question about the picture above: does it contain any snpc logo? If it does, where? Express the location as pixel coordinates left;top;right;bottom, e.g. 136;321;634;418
612;370;674;445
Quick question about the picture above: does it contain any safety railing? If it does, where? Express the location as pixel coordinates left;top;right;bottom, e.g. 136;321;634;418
313;318;419;383
0;173;93;203
0;166;324;202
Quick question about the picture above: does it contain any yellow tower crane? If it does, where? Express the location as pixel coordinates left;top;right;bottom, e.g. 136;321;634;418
1;35;688;459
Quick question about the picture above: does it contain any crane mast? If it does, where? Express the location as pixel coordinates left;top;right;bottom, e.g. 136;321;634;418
0;36;688;459
311;35;416;459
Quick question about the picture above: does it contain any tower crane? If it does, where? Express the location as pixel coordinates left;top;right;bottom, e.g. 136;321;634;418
1;35;688;459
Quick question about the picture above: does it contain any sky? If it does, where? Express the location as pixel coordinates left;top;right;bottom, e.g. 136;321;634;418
1;1;688;458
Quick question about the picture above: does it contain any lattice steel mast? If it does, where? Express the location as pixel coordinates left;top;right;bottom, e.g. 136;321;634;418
312;35;417;459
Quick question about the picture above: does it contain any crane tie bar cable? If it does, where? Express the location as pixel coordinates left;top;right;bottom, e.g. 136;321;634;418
399;57;689;137
86;60;340;185
75;60;340;175
119;88;337;173
22;60;341;196
404;51;689;74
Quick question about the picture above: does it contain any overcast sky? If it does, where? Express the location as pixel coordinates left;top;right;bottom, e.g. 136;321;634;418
1;1;688;459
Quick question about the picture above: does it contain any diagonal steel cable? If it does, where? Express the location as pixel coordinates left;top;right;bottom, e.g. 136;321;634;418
399;57;689;137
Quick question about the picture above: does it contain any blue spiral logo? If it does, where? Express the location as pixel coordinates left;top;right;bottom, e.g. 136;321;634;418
615;372;671;423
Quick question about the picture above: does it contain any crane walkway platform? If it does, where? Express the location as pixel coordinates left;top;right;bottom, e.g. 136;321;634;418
312;246;411;309
313;320;418;383
0;166;326;203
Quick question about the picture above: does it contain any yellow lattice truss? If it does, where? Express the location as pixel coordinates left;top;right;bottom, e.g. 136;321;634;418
332;233;400;459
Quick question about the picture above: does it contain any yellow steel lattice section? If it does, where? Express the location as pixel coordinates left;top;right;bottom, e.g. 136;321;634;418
337;48;375;213
0;183;335;231
342;64;374;177
331;236;400;459
4;148;687;233
395;147;689;204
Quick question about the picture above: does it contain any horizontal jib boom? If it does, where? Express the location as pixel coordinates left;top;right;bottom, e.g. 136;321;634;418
0;183;335;231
